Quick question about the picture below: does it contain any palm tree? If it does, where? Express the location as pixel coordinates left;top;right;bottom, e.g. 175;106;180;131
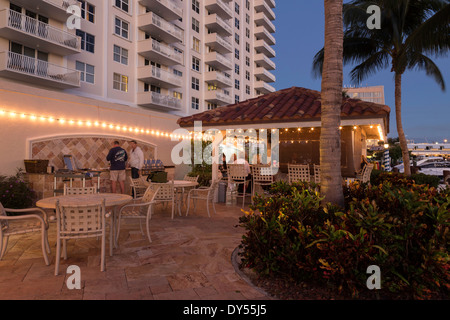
313;0;450;176
320;0;345;207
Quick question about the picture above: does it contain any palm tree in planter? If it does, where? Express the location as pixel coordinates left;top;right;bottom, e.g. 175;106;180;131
320;0;345;207
313;0;450;176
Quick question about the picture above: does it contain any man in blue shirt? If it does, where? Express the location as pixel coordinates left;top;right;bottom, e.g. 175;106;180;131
106;141;128;194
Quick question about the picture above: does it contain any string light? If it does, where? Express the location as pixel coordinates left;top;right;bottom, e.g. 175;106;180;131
0;108;175;140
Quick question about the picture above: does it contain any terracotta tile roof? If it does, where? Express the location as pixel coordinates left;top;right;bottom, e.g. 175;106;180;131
178;86;390;128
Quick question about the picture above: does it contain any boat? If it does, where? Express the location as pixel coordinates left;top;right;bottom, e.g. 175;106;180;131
394;157;444;173
416;160;450;179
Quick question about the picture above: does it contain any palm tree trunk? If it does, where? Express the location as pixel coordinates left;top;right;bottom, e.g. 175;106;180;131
395;73;411;176
320;0;345;207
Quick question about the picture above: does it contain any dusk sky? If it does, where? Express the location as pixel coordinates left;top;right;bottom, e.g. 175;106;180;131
271;1;450;143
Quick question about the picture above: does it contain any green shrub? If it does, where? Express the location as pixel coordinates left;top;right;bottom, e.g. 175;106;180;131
0;170;36;211
239;180;450;299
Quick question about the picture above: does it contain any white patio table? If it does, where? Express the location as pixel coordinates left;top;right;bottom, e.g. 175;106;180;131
36;193;132;248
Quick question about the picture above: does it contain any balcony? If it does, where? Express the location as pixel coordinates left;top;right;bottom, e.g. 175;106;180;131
255;53;276;70
254;12;276;33
139;0;183;21
10;0;80;22
254;39;276;58
137;65;182;88
205;14;232;36
255;67;276;83
205;0;233;20
0;9;81;56
255;0;276;20
205;90;233;105
205;71;232;88
205;33;232;54
137;91;183;111
138;12;184;44
263;0;276;9
0;51;80;89
255;81;275;95
205;51;232;71
138;39;183;66
254;26;276;46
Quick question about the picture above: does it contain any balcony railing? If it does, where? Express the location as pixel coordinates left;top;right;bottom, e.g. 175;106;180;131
150;13;184;41
139;39;184;65
139;0;183;20
138;91;183;110
205;14;232;36
5;9;80;51
138;65;183;87
4;51;80;87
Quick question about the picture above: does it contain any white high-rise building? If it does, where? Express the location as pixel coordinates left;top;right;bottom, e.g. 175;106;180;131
0;0;276;116
345;85;385;105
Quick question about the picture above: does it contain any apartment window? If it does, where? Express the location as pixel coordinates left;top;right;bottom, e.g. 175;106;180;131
77;0;95;23
235;64;240;75
246;42;250;53
235;95;240;103
76;61;94;84
115;17;129;39
246;85;251;95
192;57;200;72
207;103;217;110
246;0;250;10
245;70;250;80
192;37;201;53
192;18;199;33
113;73;128;92
246;56;250;67
192;97;199;110
192;77;200;90
235;3;240;14
113;45;128;65
173;69;183;77
115;0;129;13
173;91;183;100
246;13;250;24
246;28;250;39
192;0;200;14
235;79;240;90
235;18;240;30
76;30;95;53
235;33;240;45
235;49;240;60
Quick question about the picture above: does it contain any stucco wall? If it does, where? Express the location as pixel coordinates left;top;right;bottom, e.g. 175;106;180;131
0;79;181;176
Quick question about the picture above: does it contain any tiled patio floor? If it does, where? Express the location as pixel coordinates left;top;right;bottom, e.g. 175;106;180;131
0;200;271;300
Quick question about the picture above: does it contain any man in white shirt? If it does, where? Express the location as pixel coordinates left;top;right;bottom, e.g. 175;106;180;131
128;140;144;179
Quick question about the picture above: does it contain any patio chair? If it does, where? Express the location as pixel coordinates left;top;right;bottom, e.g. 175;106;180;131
313;164;321;184
228;164;251;208
129;177;149;199
0;202;51;266
54;199;110;275
153;181;177;219
356;163;374;183
251;165;274;203
186;180;219;218
288;164;311;184
64;183;98;195
116;185;160;244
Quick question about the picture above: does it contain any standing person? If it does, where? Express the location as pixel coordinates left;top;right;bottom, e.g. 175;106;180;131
106;141;128;194
128;140;144;179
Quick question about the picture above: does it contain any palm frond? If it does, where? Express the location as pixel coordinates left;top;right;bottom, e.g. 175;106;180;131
349;50;391;84
405;3;450;56
407;51;446;90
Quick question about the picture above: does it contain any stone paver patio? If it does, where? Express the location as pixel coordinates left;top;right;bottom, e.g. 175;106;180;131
0;200;271;300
